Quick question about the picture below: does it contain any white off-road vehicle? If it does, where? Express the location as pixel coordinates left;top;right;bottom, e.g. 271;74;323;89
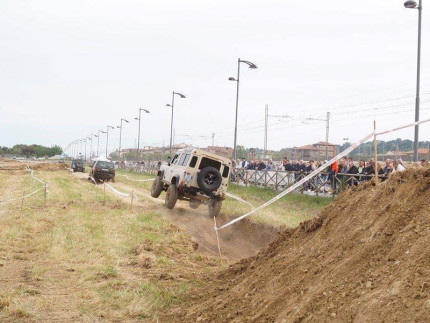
150;148;232;217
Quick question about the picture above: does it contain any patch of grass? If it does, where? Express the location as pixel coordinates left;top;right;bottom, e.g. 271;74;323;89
225;184;333;227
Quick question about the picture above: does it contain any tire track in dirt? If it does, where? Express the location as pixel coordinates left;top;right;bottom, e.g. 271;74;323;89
75;172;278;259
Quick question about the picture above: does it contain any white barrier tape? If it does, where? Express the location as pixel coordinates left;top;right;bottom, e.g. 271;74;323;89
106;183;139;201
215;131;375;231
94;180;139;201
0;188;44;203
376;118;430;136
116;174;154;182
225;192;254;210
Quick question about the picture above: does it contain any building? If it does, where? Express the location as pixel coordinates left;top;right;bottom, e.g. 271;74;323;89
293;142;338;160
203;146;233;158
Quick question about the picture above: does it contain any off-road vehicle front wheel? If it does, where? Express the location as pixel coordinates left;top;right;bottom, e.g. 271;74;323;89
151;176;163;198
165;184;178;209
208;198;222;217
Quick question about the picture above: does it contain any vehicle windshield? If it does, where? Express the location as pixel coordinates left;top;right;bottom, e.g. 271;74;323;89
97;161;114;168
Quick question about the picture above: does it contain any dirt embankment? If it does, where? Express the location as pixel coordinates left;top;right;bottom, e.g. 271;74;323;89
165;168;430;322
0;160;67;171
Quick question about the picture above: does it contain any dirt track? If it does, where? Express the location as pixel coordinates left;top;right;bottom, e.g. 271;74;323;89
75;172;278;259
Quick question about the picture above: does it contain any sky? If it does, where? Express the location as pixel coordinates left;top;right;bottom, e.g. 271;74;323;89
1;0;429;155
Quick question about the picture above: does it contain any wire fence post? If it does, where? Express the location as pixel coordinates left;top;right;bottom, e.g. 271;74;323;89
103;182;106;204
44;184;47;207
374;120;379;184
130;190;134;211
20;190;25;215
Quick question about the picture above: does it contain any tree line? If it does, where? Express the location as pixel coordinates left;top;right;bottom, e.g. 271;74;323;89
0;144;63;158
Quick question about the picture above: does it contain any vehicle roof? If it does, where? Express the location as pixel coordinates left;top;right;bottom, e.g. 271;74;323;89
175;148;232;165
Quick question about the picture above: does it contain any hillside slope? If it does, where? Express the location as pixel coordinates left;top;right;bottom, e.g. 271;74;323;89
166;169;430;322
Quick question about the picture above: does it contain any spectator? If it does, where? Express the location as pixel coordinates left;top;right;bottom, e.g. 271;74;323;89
347;160;358;174
338;158;349;173
357;160;365;174
282;158;293;171
246;160;255;170
363;161;375;179
256;160;267;170
240;158;248;169
421;159;427;167
306;160;316;172
266;159;275;170
392;159;406;172
379;159;392;180
298;160;306;172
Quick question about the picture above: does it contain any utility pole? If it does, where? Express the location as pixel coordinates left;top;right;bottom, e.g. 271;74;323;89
325;112;330;160
212;132;215;146
264;105;268;157
306;112;330;159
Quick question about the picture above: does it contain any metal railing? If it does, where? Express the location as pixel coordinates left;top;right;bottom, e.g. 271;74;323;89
231;169;382;196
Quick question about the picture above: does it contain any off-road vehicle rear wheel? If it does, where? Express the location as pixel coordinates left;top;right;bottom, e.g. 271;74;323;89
151;176;163;198
165;184;178;209
197;167;222;196
208;198;222;217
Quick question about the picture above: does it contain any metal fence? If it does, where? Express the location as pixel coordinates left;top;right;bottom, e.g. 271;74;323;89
231;169;381;196
119;163;159;175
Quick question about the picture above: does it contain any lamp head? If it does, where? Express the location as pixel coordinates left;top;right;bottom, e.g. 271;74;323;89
174;92;186;99
228;77;237;81
404;0;418;8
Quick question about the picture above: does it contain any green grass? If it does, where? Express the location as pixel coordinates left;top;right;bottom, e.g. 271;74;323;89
225;184;332;227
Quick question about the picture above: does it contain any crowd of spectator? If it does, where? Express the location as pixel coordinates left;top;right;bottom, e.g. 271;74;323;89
233;157;428;192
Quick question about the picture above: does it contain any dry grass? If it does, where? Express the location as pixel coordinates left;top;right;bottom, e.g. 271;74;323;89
0;169;222;321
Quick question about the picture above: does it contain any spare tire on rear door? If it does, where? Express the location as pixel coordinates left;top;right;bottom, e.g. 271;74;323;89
197;167;222;196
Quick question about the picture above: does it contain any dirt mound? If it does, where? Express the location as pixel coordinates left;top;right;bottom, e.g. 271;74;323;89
32;163;67;171
165;169;430;322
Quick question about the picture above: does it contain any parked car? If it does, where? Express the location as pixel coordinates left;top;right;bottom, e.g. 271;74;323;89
150;148;232;217
89;160;116;183
71;159;85;172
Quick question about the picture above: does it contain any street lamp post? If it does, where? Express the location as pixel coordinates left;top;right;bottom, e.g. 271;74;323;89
90;134;97;160
404;0;423;162
84;137;90;162
135;108;150;161
106;125;115;158
118;118;129;160
97;130;106;157
166;91;186;157
229;58;258;161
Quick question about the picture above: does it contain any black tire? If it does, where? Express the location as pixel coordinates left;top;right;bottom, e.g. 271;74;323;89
151;176;163;198
189;200;201;209
208;199;222;217
111;177;115;183
165;184;178;209
197;167;222;196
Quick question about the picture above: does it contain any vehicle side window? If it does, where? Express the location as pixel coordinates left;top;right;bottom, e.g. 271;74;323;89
222;166;230;178
180;154;191;166
189;156;198;168
171;154;179;164
178;153;187;166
